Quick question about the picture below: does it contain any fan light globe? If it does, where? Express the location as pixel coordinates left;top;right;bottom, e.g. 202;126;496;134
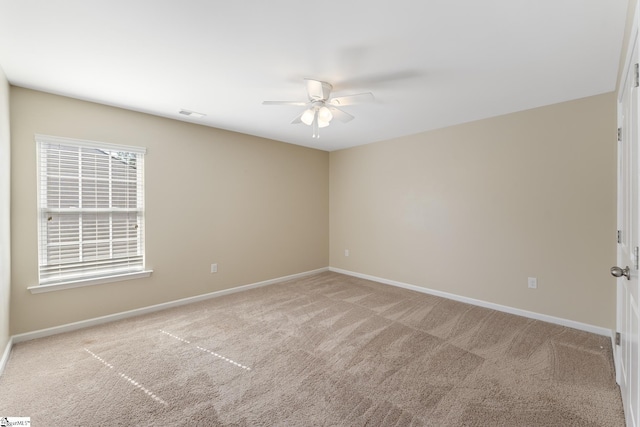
300;108;316;126
318;106;333;123
318;119;330;128
300;108;315;126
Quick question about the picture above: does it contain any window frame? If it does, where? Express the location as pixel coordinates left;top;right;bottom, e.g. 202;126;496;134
29;134;152;294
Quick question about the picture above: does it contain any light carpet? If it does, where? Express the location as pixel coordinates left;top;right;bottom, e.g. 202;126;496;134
0;272;625;426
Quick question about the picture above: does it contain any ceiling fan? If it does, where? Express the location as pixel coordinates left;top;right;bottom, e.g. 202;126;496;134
263;78;374;139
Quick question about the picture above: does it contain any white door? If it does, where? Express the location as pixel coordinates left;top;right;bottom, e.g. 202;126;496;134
616;16;640;427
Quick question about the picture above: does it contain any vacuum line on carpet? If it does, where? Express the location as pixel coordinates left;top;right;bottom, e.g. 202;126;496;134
159;329;191;344
158;329;252;371
84;348;114;369
195;346;251;371
83;348;169;406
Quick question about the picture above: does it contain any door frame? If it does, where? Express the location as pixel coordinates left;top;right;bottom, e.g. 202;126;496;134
616;3;640;426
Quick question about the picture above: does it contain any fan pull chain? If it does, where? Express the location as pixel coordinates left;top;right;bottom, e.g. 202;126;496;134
312;111;320;138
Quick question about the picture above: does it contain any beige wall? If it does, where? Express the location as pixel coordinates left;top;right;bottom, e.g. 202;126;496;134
10;87;329;335
330;93;617;329
0;67;10;354
5;89;620;333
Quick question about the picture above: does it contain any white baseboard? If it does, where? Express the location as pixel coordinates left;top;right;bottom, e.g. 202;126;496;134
330;267;612;337
12;267;329;344
8;265;610;347
0;336;13;376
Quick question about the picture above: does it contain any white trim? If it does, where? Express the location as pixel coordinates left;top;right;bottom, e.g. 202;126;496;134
13;267;328;344
0;336;13;377
615;0;640;389
330;267;612;337
28;270;153;294
35;133;146;154
11;265;609;349
618;10;639;104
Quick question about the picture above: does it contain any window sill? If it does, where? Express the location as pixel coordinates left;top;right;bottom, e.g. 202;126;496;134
28;270;153;294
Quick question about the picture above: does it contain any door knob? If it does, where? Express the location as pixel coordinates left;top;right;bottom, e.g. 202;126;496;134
611;266;631;280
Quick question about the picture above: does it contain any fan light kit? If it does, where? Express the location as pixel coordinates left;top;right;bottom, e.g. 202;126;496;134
263;78;374;139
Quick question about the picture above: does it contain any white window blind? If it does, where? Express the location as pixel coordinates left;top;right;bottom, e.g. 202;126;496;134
36;135;146;285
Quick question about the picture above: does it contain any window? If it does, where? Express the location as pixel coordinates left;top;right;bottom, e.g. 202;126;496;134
35;134;149;290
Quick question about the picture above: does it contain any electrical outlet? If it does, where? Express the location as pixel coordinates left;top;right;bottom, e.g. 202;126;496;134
345;249;349;257
527;277;537;289
211;263;218;273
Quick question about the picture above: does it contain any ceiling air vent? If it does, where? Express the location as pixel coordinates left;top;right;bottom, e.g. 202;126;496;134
178;109;206;118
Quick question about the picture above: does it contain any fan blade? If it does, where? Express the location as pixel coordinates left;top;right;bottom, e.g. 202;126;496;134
290;112;303;124
305;78;332;101
329;92;374;106
262;100;308;106
328;106;354;123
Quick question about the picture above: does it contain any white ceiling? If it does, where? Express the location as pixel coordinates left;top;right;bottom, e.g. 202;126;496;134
0;0;630;151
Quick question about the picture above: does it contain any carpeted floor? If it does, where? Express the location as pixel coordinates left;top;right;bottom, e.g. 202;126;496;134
0;272;625;426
